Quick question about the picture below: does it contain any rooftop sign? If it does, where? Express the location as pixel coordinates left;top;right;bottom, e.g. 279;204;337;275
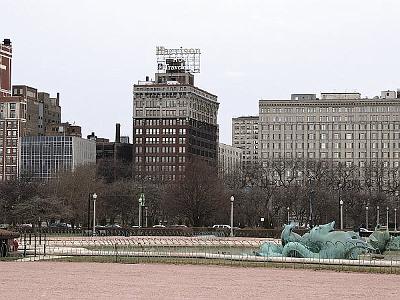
156;46;201;73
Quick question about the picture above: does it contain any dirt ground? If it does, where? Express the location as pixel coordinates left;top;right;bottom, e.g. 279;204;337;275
1;262;399;299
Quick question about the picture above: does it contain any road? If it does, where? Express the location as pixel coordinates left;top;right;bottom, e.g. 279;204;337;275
1;262;399;299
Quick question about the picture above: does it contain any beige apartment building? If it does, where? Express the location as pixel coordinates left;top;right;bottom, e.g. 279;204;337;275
218;142;243;177
258;91;400;174
232;116;259;169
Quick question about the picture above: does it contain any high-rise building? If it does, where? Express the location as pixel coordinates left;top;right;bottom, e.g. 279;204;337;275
232;116;259;168
12;85;61;136
0;95;27;180
38;91;61;129
0;39;12;97
0;41;68;181
258;91;400;185
19;136;96;181
133;70;219;181
218;143;243;177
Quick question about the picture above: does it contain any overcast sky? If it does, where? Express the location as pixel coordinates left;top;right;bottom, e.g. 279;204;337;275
2;0;400;144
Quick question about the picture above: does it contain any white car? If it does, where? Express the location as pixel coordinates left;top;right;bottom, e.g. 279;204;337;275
152;224;166;228
212;225;231;229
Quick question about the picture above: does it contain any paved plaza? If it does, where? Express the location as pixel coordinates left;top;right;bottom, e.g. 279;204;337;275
1;262;399;299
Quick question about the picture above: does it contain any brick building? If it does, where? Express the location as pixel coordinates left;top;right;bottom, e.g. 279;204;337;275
0;95;26;180
133;71;219;182
0;39;12;97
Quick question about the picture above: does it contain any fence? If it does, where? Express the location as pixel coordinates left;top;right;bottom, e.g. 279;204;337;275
12;227;312;238
3;233;399;274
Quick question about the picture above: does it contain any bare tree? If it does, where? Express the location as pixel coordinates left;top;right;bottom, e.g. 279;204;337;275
163;159;227;227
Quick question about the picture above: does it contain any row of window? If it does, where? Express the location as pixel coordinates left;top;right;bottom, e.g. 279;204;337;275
261;105;400;114
261;122;400;131
262;151;400;160
135;156;187;163
263;115;399;123
134;128;187;135
260;132;400;140
135;146;186;154
134;174;185;181
134;99;188;108
263;142;400;150
137;165;186;172
134;118;188;126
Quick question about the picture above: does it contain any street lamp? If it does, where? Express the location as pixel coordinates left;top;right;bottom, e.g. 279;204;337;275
230;196;234;237
145;207;148;228
386;207;389;231
339;199;344;230
138;193;145;228
309;189;314;228
287;207;290;224
338;183;342;229
366;206;369;230
92;193;97;236
377;205;380;227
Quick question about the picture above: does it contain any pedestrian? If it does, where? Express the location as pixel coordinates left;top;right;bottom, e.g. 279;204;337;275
12;239;19;251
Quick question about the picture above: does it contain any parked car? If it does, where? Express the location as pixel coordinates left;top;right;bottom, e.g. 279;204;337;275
212;225;231;229
170;224;187;228
152;224;166;228
104;224;121;229
18;223;33;228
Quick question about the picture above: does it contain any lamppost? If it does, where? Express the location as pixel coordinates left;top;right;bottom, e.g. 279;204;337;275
340;199;344;230
230;195;234;237
145;207;148;228
287;207;290;224
309;189;314;228
366;206;369;230
338;183;342;229
386;207;389;231
87;193;92;235
138;193;145;228
92;193;97;236
377;205;380;227
395;208;397;232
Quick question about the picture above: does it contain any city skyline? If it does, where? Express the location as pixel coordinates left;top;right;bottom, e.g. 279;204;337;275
1;0;400;144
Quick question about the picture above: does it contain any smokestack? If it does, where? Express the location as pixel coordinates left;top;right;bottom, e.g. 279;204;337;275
115;123;121;143
56;92;60;106
145;76;149;81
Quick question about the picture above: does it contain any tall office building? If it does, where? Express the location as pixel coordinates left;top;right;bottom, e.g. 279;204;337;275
0;39;12;97
259;91;400;185
133;68;219;181
232;116;259;169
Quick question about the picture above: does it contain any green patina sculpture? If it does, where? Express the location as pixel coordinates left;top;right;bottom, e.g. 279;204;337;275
386;236;400;251
258;221;373;259
367;226;390;253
